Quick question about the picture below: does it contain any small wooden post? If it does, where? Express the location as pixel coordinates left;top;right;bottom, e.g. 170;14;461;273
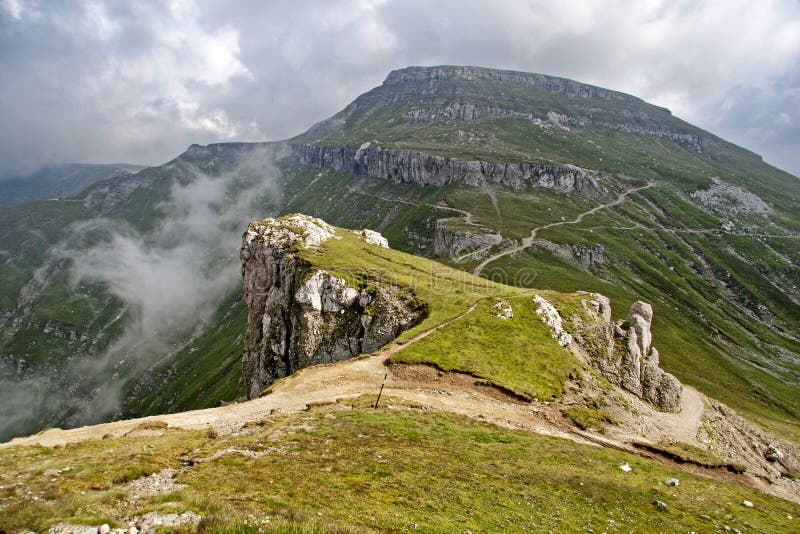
374;373;388;408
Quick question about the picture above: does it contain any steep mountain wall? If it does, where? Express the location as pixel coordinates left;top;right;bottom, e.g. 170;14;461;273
294;143;606;198
240;215;425;398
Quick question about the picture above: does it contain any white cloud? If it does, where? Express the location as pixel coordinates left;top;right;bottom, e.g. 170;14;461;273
1;0;799;176
0;0;24;19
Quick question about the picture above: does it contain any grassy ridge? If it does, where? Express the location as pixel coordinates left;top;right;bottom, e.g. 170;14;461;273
390;295;580;400
2;401;798;531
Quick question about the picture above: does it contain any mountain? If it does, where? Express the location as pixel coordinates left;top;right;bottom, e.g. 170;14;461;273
1;215;798;531
0;64;798;451
0;163;147;204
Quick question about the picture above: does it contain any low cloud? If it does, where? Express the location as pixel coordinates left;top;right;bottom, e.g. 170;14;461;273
1;1;799;177
0;146;283;438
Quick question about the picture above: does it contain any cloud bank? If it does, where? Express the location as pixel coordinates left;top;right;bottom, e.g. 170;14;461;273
1;0;799;176
0;146;282;438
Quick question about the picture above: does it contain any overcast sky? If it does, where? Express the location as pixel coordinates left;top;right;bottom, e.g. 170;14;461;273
1;0;799;177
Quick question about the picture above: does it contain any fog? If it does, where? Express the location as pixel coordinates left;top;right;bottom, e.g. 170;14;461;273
0;146;283;439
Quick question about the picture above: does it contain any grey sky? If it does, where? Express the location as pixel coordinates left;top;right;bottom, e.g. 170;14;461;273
1;0;798;177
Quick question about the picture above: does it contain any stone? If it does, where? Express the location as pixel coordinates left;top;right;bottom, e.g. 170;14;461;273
765;445;784;462
533;295;572;346
664;478;680;487
241;215;427;398
493;299;513;320
296;143;606;199
576;298;682;412
653;500;669;511
354;228;389;248
692;177;772;216
434;220;502;259
243;213;337;251
99;525;110;534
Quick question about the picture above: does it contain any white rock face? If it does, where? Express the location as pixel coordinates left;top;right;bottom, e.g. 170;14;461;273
574;295;683;412
692;177;772;215
354;228;389;248
244;214;337;249
241;215;426;398
493;299;513;319
295;270;359;312
533;295;572;346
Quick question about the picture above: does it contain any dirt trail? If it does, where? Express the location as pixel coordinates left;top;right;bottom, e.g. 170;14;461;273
5;299;798;502
473;183;653;276
0;296;705;455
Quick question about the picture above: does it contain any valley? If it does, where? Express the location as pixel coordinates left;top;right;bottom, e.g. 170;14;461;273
1;65;800;531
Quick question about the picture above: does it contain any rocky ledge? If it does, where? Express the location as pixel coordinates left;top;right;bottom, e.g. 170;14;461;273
537;293;682;411
577;295;682;411
294;143;606;199
240;214;426;398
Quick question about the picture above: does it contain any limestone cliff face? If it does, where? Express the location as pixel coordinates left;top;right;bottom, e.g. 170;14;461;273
240;214;426;399
537;293;682;411
433;220;503;259
575;296;682;411
294;143;605;199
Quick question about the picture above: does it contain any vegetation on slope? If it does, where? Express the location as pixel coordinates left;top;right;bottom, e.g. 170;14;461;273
2;400;798;532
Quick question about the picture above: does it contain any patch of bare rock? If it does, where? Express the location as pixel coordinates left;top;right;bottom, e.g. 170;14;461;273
47;512;200;534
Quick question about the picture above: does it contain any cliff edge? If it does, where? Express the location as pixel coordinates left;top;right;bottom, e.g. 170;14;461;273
240;214;426;398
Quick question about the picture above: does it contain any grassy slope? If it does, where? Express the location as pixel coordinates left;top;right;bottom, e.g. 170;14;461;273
286;222;581;400
298;70;800;441
1;401;798;532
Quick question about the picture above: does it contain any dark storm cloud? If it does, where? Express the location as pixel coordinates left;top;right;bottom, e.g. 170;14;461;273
1;0;799;177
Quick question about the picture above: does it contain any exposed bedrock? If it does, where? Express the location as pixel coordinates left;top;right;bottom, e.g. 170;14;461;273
294;143;606;199
240;214;425;399
572;295;683;411
433;220;503;259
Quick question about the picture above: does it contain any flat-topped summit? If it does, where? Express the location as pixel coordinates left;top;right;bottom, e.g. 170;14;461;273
297;64;710;162
382;65;644;104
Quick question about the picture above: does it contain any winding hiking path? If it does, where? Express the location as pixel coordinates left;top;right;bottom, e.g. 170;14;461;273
472;183;653;276
2;294;693;453
5;296;797;502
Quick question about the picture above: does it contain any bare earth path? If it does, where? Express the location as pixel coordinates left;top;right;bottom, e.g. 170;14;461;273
2;296;686;452
472;183;653;276
5;298;799;502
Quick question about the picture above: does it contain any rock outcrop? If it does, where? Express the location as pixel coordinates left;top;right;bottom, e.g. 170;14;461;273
240;214;426;398
294;143;606;199
691;177;772;216
433;220;503;259
532;238;606;268
575;296;682;411
533;295;573;347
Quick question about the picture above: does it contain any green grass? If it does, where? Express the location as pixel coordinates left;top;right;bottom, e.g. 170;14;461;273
390;295;580;400
2;402;798;532
563;406;617;431
302;227;512;344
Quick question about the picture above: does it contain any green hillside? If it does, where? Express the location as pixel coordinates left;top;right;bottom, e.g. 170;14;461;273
1;65;799;448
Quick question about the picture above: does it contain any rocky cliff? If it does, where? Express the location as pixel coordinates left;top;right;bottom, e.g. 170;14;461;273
294;143;606;198
577;295;682;411
537;293;682;411
240;214;426;398
433;220;503;259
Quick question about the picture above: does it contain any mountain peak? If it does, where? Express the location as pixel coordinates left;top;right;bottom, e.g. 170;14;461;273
382;65;647;105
